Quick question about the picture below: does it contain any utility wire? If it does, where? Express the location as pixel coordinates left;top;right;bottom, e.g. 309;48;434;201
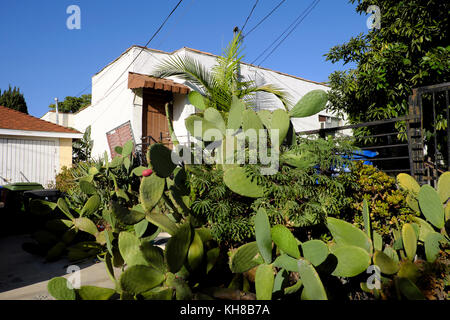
102;0;184;98
241;0;260;33
243;0;286;39
72;0;184;99
251;0;320;66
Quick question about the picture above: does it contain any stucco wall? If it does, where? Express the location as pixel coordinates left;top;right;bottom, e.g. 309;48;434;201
41;112;75;128
59;138;73;170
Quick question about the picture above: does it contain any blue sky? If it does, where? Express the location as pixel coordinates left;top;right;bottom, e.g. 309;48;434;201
0;0;369;118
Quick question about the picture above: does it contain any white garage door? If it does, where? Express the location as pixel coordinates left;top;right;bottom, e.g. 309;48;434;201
0;138;58;187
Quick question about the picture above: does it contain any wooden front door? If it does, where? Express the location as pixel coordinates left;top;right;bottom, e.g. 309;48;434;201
142;89;173;149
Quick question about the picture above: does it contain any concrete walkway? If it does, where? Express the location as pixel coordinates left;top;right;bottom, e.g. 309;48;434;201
0;232;171;300
0;235;116;300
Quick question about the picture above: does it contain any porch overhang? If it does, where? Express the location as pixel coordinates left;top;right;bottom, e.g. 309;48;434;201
128;72;190;94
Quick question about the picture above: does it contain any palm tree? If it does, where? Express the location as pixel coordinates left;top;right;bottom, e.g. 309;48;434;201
150;33;291;112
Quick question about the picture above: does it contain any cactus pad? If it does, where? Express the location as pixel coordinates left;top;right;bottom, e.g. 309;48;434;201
271;225;300;259
223;166;265;198
418;185;445;229
289;90;328;118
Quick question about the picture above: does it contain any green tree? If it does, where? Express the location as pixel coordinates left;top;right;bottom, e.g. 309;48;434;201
150;34;290;112
0;85;28;114
325;0;449;123
49;94;91;113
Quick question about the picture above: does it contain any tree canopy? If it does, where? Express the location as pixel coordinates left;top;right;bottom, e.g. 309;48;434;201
0;85;28;114
49;94;91;113
325;0;449;124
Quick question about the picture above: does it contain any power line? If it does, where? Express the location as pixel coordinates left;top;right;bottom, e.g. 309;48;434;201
243;0;286;38
251;0;320;66
72;0;185;99
102;0;184;98
241;0;260;33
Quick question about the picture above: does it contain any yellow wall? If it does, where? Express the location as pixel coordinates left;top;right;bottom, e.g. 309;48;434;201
59;138;73;170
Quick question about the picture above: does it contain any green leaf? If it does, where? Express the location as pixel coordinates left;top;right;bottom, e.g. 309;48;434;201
326;217;372;253
373;250;399;275
111;202;145;225
227;96;245;131
397;173;420;194
145;210;178;236
79;180;96;195
229;241;263;273
270;109;290;145
77;286;116;300
402;223;417;261
397;278;425;300
148;143;177;178
122;140;134;158
165;223;192;273
81;194;101;217
120;265;165;295
242;108;264;134
331;245;371;277
272;254;299;272
424;232;444;263
118;232;148;267
418;185;445;229
255;264;274;300
271;225;300;259
47;277;76;300
188;91;208;111
362;199;371;237
289;90;328;118
140;242;166;272
134;219;148;238
204;108;226;135
131;166;147;177
298;259;327;300
57;198;74;220
437;172;450;203
73;218;98;236
206;247;220;274
255;208;272;264
373;231;383;252
223;166;265;198
140;174;165;212
301;240;328;266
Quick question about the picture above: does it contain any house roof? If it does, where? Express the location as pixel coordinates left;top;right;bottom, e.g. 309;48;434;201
128;72;190;94
94;45;329;87
0;106;81;135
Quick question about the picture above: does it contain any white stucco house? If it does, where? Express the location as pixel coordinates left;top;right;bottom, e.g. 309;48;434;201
42;45;343;159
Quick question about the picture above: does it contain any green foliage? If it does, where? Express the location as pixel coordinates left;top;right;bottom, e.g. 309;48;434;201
0;85;28;113
48;94;91;113
325;1;449;124
73;125;93;162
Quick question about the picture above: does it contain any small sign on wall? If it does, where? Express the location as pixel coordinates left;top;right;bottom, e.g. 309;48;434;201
106;121;135;158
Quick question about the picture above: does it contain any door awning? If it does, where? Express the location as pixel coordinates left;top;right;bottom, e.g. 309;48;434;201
128;72;190;94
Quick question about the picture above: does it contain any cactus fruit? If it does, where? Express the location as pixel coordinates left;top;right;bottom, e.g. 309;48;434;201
188;91;208;111
229;241;264;273
148;144;177;178
255;264;275;300
139;174;165;212
326;217;372;253
118;232;148;267
373;250;399;275
330;245;371;278
77;286;116;300
289;90;328;118
298;259;327;300
47;277;76;300
255;208;273;264
271;225;300;259
119;265;165;295
131;166;147;177
142;169;153;177
396;173;421;194
165;223;192;273
418;185;445;229
223;166;265;198
301;240;328;266
186;231;204;272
